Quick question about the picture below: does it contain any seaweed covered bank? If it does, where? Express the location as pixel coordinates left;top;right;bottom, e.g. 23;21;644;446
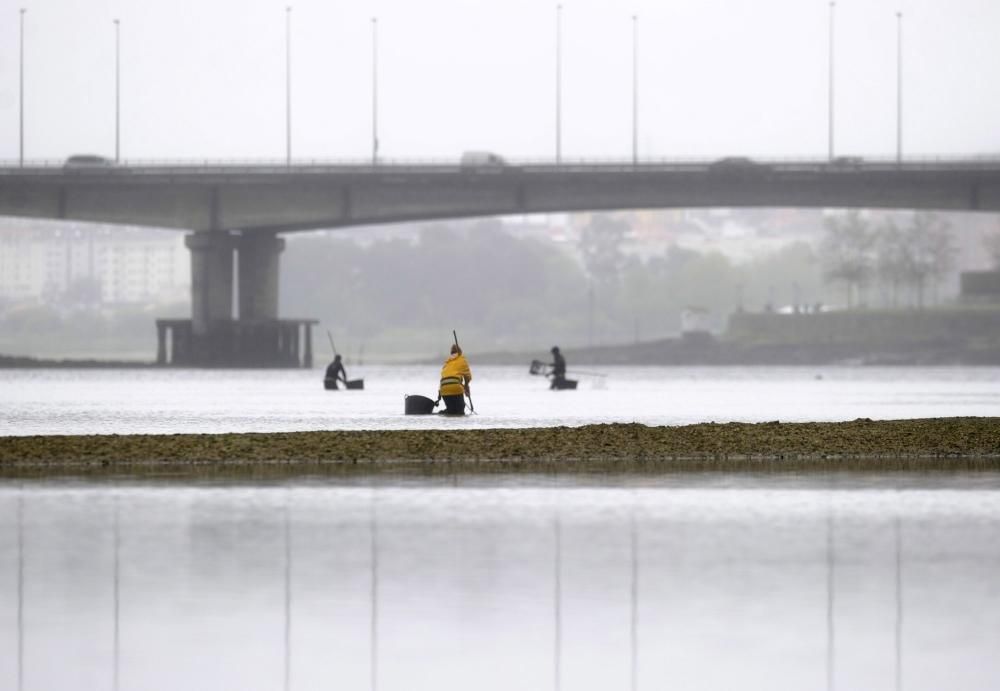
1;418;999;474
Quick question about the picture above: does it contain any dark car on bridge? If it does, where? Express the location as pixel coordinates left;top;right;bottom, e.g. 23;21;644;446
830;156;865;170
63;154;114;169
708;156;768;177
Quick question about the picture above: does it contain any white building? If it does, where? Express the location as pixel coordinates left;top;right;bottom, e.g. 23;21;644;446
0;220;189;306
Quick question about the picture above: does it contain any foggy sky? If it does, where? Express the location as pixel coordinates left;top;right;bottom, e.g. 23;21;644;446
1;0;999;162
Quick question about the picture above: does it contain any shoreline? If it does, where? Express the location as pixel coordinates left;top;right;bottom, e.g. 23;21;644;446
0;354;156;368
2;418;999;475
7;340;1000;370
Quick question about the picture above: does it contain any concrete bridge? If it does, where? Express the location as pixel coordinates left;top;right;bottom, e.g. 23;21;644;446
3;158;999;366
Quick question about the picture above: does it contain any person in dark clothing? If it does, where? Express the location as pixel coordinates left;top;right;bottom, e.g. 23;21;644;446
549;346;567;390
325;354;348;389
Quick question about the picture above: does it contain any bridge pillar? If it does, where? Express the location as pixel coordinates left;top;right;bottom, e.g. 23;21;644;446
185;231;235;336
302;322;313;368
237;232;285;321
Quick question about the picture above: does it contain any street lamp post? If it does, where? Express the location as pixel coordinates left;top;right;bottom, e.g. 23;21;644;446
896;11;903;166
19;8;26;166
114;19;120;163
556;4;562;165
286;7;292;166
828;1;835;161
372;17;379;166
632;14;638;166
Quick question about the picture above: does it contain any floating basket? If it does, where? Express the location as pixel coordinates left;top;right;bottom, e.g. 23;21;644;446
325;378;365;390
404;394;436;415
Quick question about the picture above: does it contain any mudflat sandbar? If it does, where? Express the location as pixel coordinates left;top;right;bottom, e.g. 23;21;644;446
1;418;999;475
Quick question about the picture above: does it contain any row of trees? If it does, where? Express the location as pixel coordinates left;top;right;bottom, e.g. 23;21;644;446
281;218;828;357
822;211;956;309
283;210;966;358
983;229;1000;269
1;212;973;359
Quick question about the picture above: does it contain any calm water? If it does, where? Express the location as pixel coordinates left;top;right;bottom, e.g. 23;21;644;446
4;367;997;689
2;365;998;435
1;474;999;691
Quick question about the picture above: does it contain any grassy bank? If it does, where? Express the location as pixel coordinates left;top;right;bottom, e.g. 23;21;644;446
1;418;999;475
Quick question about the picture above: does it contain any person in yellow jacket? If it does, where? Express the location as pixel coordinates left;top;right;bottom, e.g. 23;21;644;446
437;343;472;415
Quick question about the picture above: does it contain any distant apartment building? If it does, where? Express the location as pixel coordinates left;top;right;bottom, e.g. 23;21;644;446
0;221;189;306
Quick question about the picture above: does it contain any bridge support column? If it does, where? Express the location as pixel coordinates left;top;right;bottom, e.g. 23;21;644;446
302;322;313;368
238;232;285;321
156;322;167;364
185;231;235;336
175;229;312;368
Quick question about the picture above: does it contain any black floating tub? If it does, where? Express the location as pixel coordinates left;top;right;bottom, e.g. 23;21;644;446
324;378;365;390
404;394;436;415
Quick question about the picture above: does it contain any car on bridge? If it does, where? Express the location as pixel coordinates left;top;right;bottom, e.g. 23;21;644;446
63;154;115;169
830;156;865;169
460;150;508;169
708;156;768;177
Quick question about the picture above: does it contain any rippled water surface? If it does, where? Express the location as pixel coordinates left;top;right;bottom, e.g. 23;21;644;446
2;365;998;435
1;474;999;691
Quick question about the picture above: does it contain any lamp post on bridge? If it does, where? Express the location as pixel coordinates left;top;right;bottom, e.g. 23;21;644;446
828;1;835;161
896;10;903;166
372;17;379;166
632;14;638;167
556;4;562;165
19;8;26;167
286;6;292;167
114;19;120;163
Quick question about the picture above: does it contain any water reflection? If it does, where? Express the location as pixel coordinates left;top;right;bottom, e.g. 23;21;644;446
283;500;290;691
371;492;378;691
17;490;23;691
3;475;1000;691
629;512;638;691
826;500;906;691
827;502;835;691
113;496;120;691
896;515;903;691
553;515;561;691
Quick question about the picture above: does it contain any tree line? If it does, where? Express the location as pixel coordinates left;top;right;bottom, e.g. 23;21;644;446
281;217;830;358
0;211;974;360
821;211;956;310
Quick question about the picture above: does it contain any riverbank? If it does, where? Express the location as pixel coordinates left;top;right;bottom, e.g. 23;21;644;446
0;354;155;368
468;335;1000;367
1;418;999;475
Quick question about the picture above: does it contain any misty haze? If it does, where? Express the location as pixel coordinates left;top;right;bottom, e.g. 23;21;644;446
2;1;1000;690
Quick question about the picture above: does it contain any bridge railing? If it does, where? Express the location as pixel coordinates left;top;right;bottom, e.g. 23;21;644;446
2;154;1000;176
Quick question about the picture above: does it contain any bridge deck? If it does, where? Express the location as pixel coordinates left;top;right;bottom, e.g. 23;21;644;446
3;157;1000;180
2;158;1000;233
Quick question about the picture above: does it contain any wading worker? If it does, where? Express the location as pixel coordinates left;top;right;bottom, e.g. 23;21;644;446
549;346;567;390
438;344;473;414
325;354;348;389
